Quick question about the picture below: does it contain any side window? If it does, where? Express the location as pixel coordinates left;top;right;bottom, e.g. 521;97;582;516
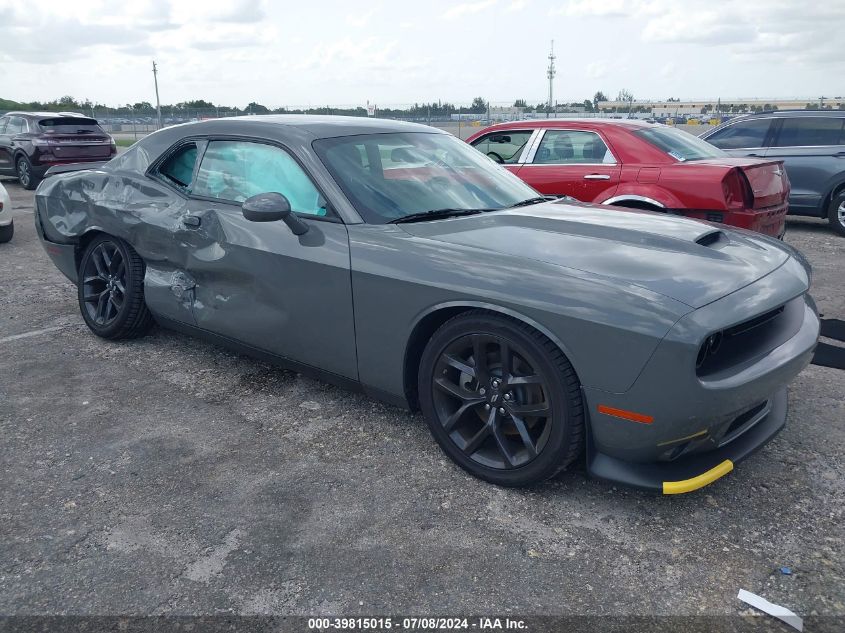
0;117;8;134
470;130;534;164
193;140;326;216
5;117;25;135
156;143;199;192
706;119;771;149
533;130;613;164
774;118;845;147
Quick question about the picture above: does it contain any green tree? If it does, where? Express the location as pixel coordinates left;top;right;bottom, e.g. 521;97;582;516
593;91;607;109
513;99;527;108
470;97;487;114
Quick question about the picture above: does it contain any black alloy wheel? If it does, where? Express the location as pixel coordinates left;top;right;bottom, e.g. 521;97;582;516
77;235;154;339
419;311;584;486
829;191;845;237
81;240;127;327
17;156;36;190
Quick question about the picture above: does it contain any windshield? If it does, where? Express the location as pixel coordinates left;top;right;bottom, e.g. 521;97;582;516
39;117;104;134
313;132;539;224
634;126;727;162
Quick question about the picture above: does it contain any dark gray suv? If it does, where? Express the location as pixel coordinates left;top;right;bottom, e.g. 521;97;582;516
701;110;845;236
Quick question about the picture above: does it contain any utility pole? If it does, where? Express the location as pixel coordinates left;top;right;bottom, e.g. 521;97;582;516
152;61;162;129
546;40;556;118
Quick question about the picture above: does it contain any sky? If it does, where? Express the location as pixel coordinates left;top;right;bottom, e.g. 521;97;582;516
0;0;843;108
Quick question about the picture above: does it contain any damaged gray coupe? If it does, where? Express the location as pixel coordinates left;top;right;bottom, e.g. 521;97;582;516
35;116;819;492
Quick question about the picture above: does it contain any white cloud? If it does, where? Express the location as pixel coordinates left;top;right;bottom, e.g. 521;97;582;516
0;0;842;108
443;0;497;20
585;62;608;79
347;8;377;28
551;0;629;17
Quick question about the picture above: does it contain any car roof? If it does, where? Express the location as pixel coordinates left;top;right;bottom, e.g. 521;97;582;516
126;115;446;166
726;109;845;120
480;118;654;131
1;111;93;120
179;115;438;139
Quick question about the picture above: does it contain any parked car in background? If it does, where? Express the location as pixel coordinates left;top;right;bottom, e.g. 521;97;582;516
701;110;845;236
0;181;12;243
35;116;819;492
466;119;790;238
0;112;116;190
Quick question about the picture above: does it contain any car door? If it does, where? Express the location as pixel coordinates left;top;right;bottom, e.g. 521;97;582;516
513;129;621;202
468;129;539;175
0;116;15;174
764;116;845;216
702;117;775;158
181;138;358;380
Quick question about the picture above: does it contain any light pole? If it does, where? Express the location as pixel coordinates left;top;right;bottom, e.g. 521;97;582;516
152;60;162;129
546;40;556;118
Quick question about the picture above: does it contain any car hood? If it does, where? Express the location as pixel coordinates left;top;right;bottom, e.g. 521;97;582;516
399;202;790;308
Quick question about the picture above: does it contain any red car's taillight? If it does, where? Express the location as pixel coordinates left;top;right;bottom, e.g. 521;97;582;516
110;138;117;154
722;168;754;210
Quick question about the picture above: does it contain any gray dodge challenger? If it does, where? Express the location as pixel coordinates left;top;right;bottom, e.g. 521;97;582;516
35;116;820;492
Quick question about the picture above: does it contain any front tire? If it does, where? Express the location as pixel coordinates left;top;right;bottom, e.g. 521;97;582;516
16;156;39;190
77;235;154;339
0;222;12;244
828;191;845;237
418;311;584;487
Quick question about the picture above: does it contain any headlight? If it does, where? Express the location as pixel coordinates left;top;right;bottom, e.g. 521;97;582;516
696;331;723;370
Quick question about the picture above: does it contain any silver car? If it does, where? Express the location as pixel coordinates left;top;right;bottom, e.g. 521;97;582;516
702;110;845;236
35;116;819;492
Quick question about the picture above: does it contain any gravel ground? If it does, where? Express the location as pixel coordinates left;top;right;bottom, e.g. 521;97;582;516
0;180;843;628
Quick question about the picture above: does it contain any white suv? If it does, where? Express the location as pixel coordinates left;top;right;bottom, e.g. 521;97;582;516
0;181;13;243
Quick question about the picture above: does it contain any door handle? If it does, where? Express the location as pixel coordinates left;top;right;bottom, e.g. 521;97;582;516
746;153;762;157
584;174;611;180
834;152;845;158
182;214;201;227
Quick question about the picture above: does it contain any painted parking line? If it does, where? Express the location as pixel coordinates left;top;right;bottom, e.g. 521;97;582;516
0;324;77;344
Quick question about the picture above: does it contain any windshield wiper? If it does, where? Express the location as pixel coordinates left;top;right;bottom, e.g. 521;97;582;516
389;208;493;224
509;196;548;208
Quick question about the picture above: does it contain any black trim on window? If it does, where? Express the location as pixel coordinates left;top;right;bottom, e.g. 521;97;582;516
146;137;208;197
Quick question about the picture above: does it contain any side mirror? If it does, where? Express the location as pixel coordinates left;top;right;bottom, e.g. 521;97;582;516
242;192;309;235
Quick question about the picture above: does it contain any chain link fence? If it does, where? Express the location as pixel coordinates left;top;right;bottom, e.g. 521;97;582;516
2;103;718;141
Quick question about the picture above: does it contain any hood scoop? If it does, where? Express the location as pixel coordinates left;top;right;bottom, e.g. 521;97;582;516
695;229;729;249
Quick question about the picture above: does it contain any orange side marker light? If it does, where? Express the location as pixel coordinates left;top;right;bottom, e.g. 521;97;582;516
597;405;654;425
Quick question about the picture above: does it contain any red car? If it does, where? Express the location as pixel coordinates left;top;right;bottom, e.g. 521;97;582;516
466;119;790;237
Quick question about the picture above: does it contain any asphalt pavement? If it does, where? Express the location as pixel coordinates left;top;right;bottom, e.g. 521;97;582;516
0;180;843;628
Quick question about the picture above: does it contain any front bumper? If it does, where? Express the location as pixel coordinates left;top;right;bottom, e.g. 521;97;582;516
581;256;819;494
587;387;787;493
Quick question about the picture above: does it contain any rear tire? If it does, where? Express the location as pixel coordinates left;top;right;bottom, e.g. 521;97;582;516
418;311;584;487
0;222;12;244
828;191;845;237
77;235;154;339
16;156;39;190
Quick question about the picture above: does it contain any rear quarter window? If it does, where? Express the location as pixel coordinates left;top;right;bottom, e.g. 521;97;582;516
634;127;726;161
